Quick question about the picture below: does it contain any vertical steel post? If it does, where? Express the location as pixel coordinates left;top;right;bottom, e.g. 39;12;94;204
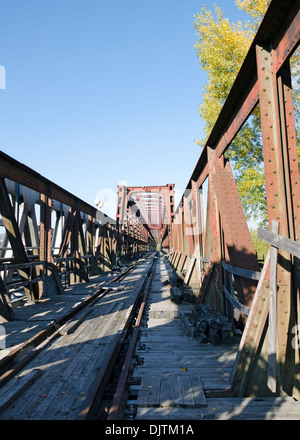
256;44;298;396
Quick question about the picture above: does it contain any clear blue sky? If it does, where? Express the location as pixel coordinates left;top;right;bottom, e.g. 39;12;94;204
0;1;249;217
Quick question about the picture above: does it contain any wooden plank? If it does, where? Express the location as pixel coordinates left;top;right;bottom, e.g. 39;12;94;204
147;376;160;406
190;376;207;407
258;226;300;258
136;376;152;406
159;377;172;407
136;396;300;420
180;376;195;406
171;375;183;406
0;369;42;414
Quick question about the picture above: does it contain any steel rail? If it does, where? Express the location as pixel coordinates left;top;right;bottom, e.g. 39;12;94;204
107;255;157;420
76;254;157;420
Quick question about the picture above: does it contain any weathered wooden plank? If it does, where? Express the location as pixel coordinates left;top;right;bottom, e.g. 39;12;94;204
171;375;183;406
147;376;160;406
258;226;300;258
181;376;195;406
136;396;300;420
190;376;207;407
136;376;152;406
159;377;172;407
0;369;42;414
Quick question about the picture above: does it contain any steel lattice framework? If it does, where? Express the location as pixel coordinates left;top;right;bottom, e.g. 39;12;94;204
0;0;298;400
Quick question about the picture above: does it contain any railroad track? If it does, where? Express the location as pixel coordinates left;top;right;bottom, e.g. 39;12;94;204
77;254;157;420
0;253;157;420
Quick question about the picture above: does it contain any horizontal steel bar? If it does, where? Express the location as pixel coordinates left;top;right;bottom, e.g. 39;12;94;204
223;285;250;316
222;261;261;281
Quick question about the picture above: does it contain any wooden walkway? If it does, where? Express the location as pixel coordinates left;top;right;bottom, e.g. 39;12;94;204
0;258;153;420
131;254;300;420
0;271;121;360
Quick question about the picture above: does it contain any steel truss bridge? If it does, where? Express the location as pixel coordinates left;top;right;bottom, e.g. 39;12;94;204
0;0;299;416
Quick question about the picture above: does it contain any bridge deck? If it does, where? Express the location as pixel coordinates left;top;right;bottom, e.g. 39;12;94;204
132;255;300;420
0;258;153;420
0;271;123;359
0;253;300;420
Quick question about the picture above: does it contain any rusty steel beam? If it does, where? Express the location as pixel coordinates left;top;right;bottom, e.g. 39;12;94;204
169;0;300;399
0;178;40;302
186;0;300;193
0;151;100;220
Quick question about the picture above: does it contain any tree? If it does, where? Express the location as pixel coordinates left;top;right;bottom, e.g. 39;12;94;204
193;0;300;230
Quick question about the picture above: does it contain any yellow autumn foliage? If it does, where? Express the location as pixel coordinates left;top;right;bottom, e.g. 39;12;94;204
193;0;299;228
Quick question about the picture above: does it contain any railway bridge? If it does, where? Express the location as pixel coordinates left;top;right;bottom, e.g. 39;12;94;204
0;0;299;421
